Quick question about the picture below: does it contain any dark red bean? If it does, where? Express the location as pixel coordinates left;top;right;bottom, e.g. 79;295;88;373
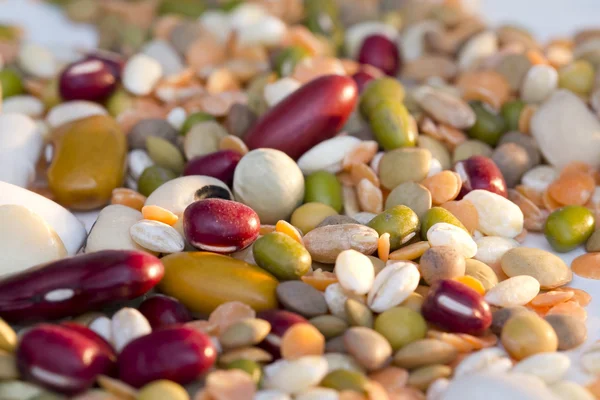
421;279;492;336
454;155;508;199
0;250;163;323
183;198;260;254
183;150;242;187
257;310;308;359
244;75;358;160
17;324;116;394
352;70;377;94
138;295;192;329
84;50;125;80
118;326;216;388
357;35;401;77
59;59;118;102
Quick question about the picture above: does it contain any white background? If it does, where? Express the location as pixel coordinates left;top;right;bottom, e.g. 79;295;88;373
0;0;599;386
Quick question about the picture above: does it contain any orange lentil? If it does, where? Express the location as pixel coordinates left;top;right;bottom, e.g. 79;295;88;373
546;301;588;321
571;253;600;280
351;162;380;187
389;241;431;261
369;367;409;394
378;233;391;263
280;323;325;360
356;179;383;214
515;184;545;208
275;220;304;244
554;287;592;307
456;70;511;110
141;205;178;226
342;140;379;170
111;188;146;211
531;290;574;307
440;200;479;234
453;276;486;295
301;270;338;291
457;333;498;350
421;171;462;205
542;189;563;211
548;171;595;206
259;225;276;235
560;161;596;177
526;49;549;65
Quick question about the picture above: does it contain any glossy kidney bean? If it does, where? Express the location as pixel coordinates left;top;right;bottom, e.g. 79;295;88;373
183;150;242;187
183;198;260;254
17;324;116;395
358;35;401;76
59;59;118;102
118;326;217;388
138;295;192;329
0;250;163;323
352;70;377;94
257;309;308;359
84;50;125;80
244;75;358;160
421;279;492;336
454;155;507;199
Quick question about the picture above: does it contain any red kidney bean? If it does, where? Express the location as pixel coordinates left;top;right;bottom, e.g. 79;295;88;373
118;326;216;388
17;324;116;395
59;59;118;102
257;310;308;359
454;155;508;199
244;74;358;160
421;279;492;336
138;295;192;329
0;250;163;323
183;150;242;187
84;50;125;80
358;35;401;77
352;70;377;94
183;198;260;254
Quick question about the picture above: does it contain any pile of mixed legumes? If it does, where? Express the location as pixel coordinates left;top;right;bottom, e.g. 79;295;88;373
0;0;600;398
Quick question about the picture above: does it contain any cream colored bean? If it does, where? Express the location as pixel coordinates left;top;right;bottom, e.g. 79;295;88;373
463;190;524;238
46;101;108;128
458;31;498;71
581;342;600;375
130;219;185;253
511;353;570;384
263;356;328;394
550;381;595;400
454;348;513;378
324;283;366;320
474;236;519;269
521;64;559;103
111;307;152;352
298;136;361;175
123;54;163;96
484;276;540;307
264;78;301;107
521;165;558;193
335;249;375;295
427;223;477;258
367;261;420;313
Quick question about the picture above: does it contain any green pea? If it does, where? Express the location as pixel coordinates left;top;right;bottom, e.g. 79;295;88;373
544;205;595;253
500;100;525;132
420;207;467;239
467;101;506;146
368;205;419;250
0;25;20;41
252;232;312;280
304;0;344;50
181;112;216;135
221;0;244;12
275;46;311;77
146;136;185;175
0;69;24;99
137;166;177;197
558;60;595;96
304;171;343;213
158;0;206;18
225;359;263;385
374;307;427;351
320;369;369;393
106;88;133;118
369;101;417;150
360;78;406;118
